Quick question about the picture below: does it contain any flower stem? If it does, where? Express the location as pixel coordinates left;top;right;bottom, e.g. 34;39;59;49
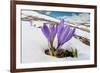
50;37;55;56
48;42;53;56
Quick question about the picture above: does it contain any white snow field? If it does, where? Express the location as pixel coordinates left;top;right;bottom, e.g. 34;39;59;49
21;10;90;63
22;21;90;63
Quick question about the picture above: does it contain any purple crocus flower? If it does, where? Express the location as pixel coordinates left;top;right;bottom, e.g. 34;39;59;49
57;19;75;48
41;19;75;50
41;23;57;43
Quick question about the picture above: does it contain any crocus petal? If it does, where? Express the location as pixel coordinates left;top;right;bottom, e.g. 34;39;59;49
59;19;64;26
49;24;57;41
60;25;70;44
62;27;75;44
49;24;54;33
57;19;64;46
53;25;57;37
57;19;64;34
41;23;51;42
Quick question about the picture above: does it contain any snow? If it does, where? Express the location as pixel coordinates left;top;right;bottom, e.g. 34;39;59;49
22;21;90;63
75;29;90;39
22;10;59;23
22;10;90;32
57;13;90;24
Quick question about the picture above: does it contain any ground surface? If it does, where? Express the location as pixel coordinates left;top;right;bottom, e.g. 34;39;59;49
22;21;90;63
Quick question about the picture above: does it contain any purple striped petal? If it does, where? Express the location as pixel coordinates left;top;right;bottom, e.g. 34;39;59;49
53;25;57;37
49;24;57;41
49;24;56;36
62;27;75;44
41;23;51;42
57;19;64;46
49;24;54;33
60;25;70;44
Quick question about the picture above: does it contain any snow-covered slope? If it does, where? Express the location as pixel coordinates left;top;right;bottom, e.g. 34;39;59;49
22;11;90;31
22;10;59;23
22;21;90;63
